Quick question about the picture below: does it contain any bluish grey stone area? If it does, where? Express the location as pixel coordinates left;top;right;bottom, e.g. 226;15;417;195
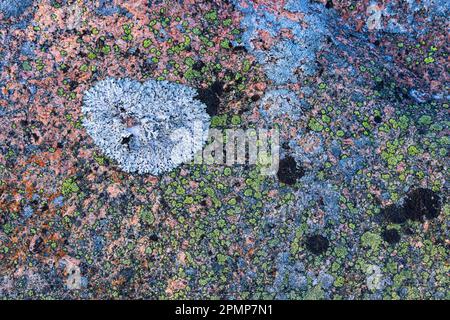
82;78;210;175
232;0;334;84
0;0;33;18
259;89;307;123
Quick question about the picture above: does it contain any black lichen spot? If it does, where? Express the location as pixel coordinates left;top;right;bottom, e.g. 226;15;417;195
381;188;442;223
382;229;400;244
373;79;409;103
119;267;135;282
277;156;304;185
382;204;407;224
68;80;79;91
192;60;205;71
403;188;441;221
195;88;220;116
374;115;382;123
232;45;247;52
31;132;39;142
95;37;105;49
281;142;290;151
403;227;414;235
210;80;224;97
325;0;334;9
40;203;49;212
60;64;69;72
120;135;132;146
32;237;44;253
250;94;260;102
141;59;157;74
305;235;329;255
195;81;224;116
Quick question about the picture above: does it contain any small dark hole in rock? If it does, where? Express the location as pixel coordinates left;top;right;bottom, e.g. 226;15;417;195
374;115;382;123
69;80;78;91
121;135;132;145
195;85;221;117
232;45;247;52
33;237;43;253
60;64;68;72
403;227;414;235
251;94;260;102
305;235;329;254
210;80;224;97
403;188;441;221
192;60;205;71
382;229;400;244
277;156;304;185
382;204;407;224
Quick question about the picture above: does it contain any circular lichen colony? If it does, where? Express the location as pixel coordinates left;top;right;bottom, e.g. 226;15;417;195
82;78;210;175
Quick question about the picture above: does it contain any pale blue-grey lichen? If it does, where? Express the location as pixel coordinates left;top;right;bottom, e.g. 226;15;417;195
0;0;33;18
82;78;210;175
232;0;334;84
259;89;307;123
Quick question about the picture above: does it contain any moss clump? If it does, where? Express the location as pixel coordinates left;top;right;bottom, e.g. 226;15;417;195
407;145;420;156
361;232;382;251
143;39;153;48
205;10;218;22
210;115;228;128
61;178;80;196
220;38;231;49
418;115;432;126
308;118;324;132
230;115;241;125
140;208;155;225
304;285;325;300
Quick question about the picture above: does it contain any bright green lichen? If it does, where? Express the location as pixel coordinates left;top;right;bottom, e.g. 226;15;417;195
61;178;80;196
361;232;382;251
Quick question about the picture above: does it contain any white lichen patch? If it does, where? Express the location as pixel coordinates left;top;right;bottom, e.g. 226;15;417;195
82;78;210;175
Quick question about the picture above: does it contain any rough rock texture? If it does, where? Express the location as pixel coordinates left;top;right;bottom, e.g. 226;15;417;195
0;0;448;300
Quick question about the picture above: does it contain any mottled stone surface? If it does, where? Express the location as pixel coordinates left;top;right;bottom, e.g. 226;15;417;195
0;0;448;300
